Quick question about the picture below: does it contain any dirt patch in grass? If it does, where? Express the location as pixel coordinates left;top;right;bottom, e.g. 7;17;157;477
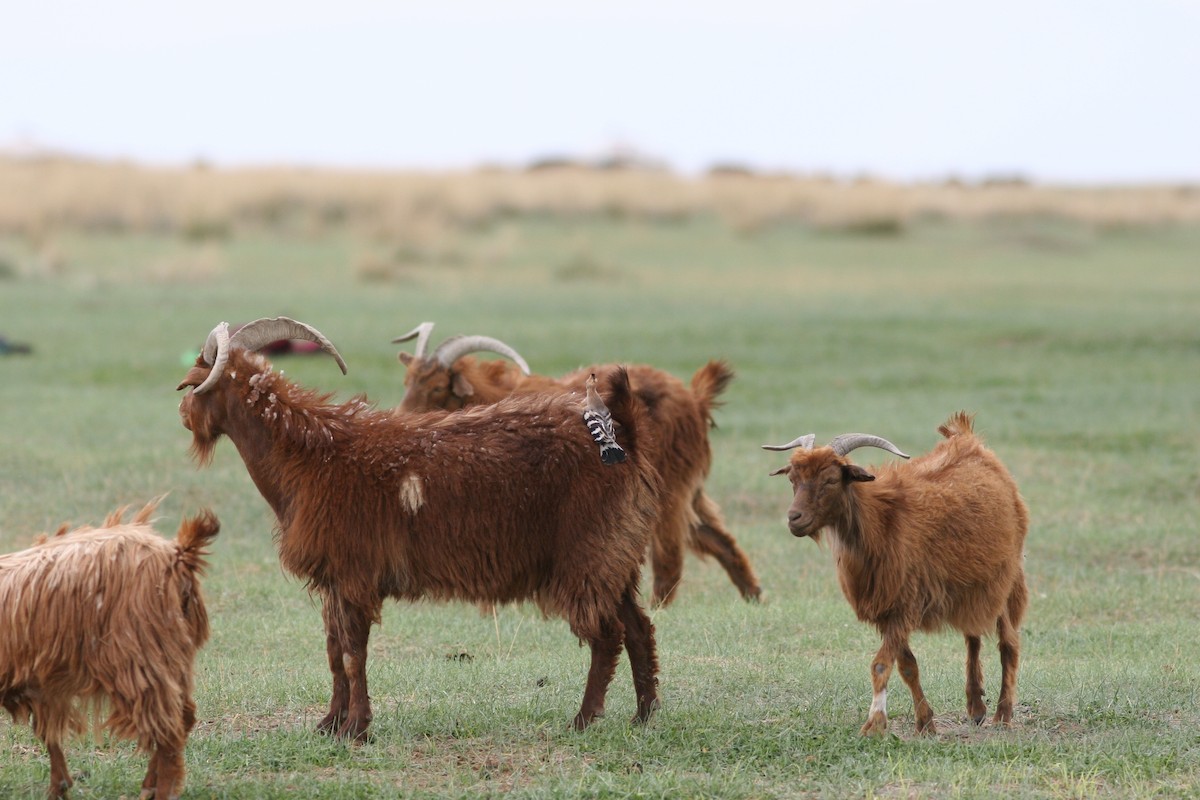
390;733;593;794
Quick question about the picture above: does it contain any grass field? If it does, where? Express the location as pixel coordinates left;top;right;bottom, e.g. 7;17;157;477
1;206;1198;798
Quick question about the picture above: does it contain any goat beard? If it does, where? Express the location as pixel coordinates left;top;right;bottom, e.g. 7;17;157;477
179;394;220;465
184;418;221;466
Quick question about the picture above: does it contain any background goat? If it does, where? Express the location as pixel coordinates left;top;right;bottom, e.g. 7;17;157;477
394;322;760;606
764;412;1028;736
177;317;662;741
0;499;218;799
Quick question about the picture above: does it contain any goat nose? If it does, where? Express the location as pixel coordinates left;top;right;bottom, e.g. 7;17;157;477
786;511;811;537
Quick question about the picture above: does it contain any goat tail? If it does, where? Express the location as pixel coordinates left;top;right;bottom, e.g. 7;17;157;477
175;509;220;577
691;359;735;428
937;410;976;439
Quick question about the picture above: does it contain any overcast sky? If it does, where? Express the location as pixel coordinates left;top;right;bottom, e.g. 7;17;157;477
3;1;1198;183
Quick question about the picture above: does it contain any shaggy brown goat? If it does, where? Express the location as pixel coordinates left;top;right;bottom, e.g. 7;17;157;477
0;499;218;799
394;322;760;606
764;412;1029;736
177;317;662;741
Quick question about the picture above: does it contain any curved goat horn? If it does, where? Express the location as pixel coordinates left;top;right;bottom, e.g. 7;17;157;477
761;434;816;452
392;322;435;358
193;322;231;395
828;433;910;460
228;316;349;375
430;335;531;376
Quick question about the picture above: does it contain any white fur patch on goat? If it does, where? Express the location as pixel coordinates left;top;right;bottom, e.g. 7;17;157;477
400;474;425;513
870;687;888;718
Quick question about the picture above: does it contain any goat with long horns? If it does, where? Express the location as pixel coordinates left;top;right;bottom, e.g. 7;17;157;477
178;317;663;741
764;412;1029;736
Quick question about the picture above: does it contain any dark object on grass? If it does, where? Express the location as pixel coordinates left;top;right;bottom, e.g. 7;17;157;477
0;335;32;355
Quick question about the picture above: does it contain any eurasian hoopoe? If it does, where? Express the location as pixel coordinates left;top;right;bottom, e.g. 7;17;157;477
583;373;626;465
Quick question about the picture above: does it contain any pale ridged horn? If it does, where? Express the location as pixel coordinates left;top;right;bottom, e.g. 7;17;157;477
430;334;531;376
193;322;230;395
392;322;436;358
761;434;816;452
828;433;910;460
228;317;348;375
194;317;347;395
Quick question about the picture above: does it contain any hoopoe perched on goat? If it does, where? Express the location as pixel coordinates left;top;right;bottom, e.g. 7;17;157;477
584;373;626;464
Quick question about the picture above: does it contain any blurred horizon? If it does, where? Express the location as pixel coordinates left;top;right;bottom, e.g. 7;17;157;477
5;1;1200;185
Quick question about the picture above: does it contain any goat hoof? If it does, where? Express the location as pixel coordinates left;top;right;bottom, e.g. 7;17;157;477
916;717;938;736
336;718;372;744
632;697;661;725
571;712;596;731
860;712;889;737
315;712;347;736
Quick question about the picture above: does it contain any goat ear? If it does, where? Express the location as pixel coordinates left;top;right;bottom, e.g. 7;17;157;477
176;365;210;391
843;464;875;483
769;465;791;477
398;352;415;367
451;372;475;398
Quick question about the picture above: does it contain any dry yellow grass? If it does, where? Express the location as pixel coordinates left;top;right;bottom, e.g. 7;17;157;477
1;156;1198;242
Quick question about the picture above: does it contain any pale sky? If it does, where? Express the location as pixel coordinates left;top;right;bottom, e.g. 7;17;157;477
3;0;1199;183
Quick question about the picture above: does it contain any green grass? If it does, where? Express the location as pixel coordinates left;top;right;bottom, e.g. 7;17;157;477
1;215;1198;798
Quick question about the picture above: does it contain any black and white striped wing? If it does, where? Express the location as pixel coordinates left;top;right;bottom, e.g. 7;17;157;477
583;406;626;465
583;373;626;465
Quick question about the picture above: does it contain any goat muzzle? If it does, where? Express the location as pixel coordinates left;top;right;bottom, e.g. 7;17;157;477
786;512;817;539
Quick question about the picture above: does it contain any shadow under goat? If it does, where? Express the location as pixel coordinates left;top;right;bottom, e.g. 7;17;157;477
177;317;663;742
764;412;1029;736
0;499;218;800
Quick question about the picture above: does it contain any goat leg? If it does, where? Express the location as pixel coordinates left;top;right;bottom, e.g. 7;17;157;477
861;641;895;737
139;696;194;800
994;613;1021;727
896;643;937;734
324;599;374;743
45;740;72;799
649;498;687;607
617;587;660;724
572;618;624;730
140;749;159;799
690;490;762;601
317;603;350;736
964;634;988;724
141;740;185;800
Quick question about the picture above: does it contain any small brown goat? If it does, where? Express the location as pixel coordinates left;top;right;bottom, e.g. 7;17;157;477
0;499;218;799
764;412;1028;736
177;317;662;741
394;322;761;606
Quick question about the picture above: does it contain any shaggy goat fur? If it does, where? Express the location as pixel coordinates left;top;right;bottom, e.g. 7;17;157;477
0;499;218;799
178;339;662;741
768;412;1029;736
398;345;760;606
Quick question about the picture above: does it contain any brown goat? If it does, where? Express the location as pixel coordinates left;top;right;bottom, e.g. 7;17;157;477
395;322;760;606
177;317;662;741
764;412;1028;736
0;499;218;799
